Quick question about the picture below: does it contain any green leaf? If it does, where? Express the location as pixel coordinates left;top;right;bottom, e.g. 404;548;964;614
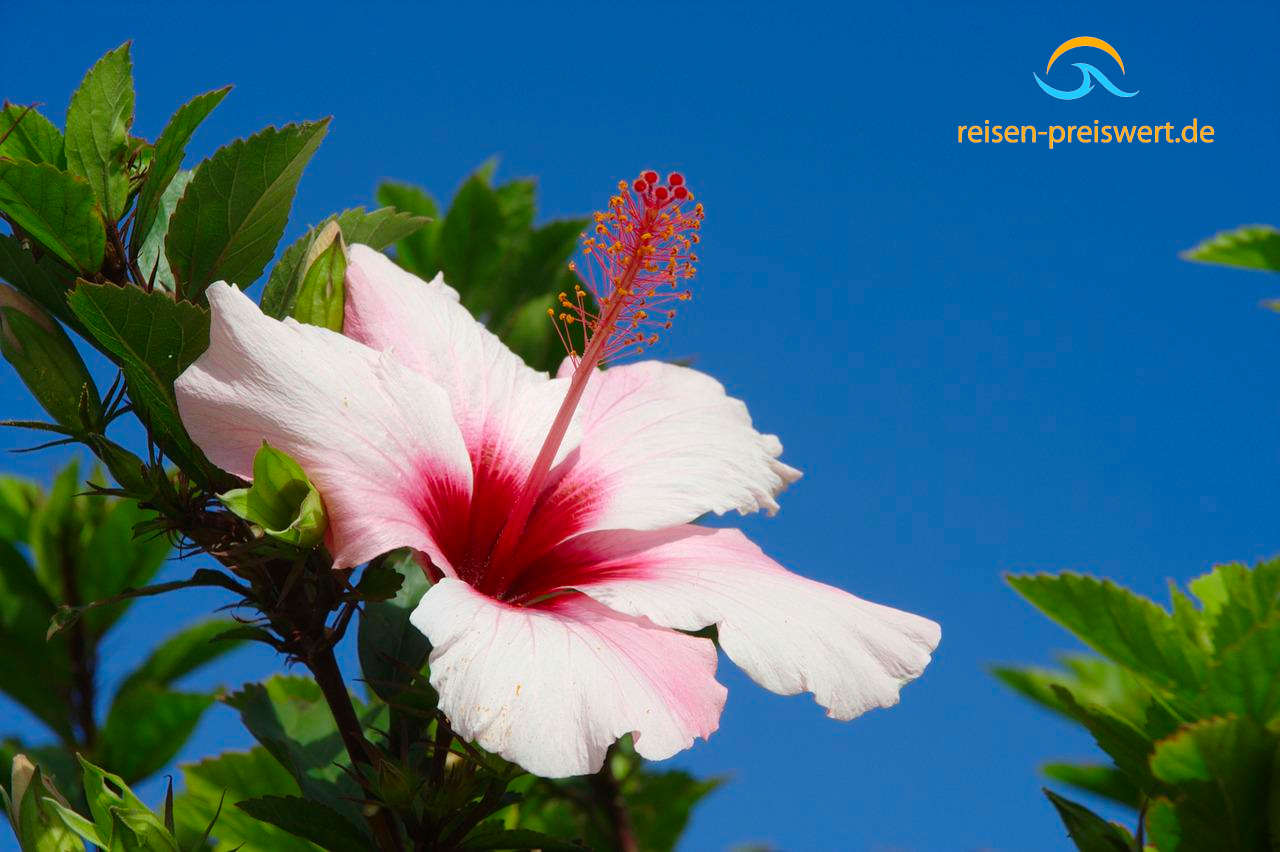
499;294;559;372
100;684;214;783
0;103;64;166
117;618;245;695
0;234;79;332
291;224;346;331
0;160;105;272
1188;559;1280;651
1049;686;1162;794
1041;789;1135;852
991;655;1153;728
79;755;152;844
439;174;503;311
175;747;319;851
12;763;80;852
460;823;584;850
0;540;73;741
219;442;326;547
234;796;368;852
223;675;384;824
165;120;329;298
621;767;722;852
79;496;171;635
1007;572;1208;695
67;280;225;488
131;87;230;255
1042;763;1140;809
259;205;429;320
64;42;135;221
1148;716;1274;851
135;169;193;291
1182;225;1280;273
357;550;431;702
0;286;102;431
1203;613;1280;723
353;558;404;602
375;181;439;274
495;178;536;235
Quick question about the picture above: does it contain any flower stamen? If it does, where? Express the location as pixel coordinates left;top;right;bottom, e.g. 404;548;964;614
484;172;704;592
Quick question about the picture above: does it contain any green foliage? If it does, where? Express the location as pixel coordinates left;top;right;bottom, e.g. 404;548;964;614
0;461;240;807
175;748;320;851
0;284;102;432
1182;225;1280;273
291;222;347;331
357;550;431;704
165;120;329;298
219;442;327;547
0;103;65;167
0;159;105;273
63;42;135;222
67;280;224;489
376;166;588;373
1000;560;1280;850
259;205;428;319
131;88;229;261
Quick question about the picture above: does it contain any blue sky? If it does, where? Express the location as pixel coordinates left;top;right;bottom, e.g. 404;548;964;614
2;2;1279;850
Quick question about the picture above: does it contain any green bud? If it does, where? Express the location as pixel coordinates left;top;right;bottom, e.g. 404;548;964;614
220;441;327;548
292;221;347;331
6;755;77;851
0;284;102;432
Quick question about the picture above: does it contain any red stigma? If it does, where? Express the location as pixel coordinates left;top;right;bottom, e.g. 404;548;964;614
551;170;703;365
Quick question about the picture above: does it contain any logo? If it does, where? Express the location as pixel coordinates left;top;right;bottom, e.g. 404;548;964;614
1034;36;1138;100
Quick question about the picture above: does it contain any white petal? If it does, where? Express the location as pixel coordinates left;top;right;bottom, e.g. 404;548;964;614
523;361;801;553
411;578;726;777
548;526;940;720
175;283;472;571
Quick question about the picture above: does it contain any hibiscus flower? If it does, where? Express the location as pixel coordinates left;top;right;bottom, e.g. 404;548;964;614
174;173;939;778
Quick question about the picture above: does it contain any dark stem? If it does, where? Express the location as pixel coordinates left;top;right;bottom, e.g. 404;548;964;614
58;529;96;748
307;642;401;851
588;746;636;852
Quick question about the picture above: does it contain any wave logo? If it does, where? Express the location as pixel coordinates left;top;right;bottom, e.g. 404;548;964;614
1034;36;1138;100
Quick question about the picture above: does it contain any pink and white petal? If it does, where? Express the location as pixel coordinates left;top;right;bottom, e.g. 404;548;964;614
344;244;551;447
544;526;940;721
411;578;726;778
528;361;802;551
175;282;473;572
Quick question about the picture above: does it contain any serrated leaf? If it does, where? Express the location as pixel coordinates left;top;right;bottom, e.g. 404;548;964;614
259;205;428;319
1042;789;1135;852
175;748;319;851
67;281;226;488
0;234;79;331
223;675;385;825
219;442;326;547
100;684;214;783
1187;559;1280;651
358;551;430;702
991;655;1153;729
1050;686;1162;794
439;174;503;312
375;181;439;274
234;796;368;852
0;160;105;272
1182;225;1280;273
1148;716;1273;851
64;42;134;220
134;169;192;291
166;120;329;298
1007;572;1208;695
1042;763;1140;808
131;87;229;255
1202;613;1280;723
0;103;64;166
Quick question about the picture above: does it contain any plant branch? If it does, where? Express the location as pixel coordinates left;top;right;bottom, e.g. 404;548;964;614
589;744;636;852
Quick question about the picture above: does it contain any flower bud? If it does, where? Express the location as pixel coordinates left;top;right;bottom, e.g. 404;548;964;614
0;284;102;431
293;221;347;331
